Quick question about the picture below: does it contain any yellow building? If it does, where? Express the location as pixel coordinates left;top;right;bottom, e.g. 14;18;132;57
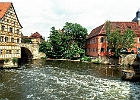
22;32;45;44
0;2;22;60
30;32;45;44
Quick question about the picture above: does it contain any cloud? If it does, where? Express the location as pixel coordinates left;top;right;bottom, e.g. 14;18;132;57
1;0;140;40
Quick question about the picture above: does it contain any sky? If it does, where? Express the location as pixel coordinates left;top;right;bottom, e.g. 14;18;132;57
1;0;140;40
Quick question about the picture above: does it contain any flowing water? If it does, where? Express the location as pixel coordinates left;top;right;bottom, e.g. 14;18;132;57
0;60;140;100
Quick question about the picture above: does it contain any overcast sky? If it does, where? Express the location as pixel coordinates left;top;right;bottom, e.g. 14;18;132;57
1;0;140;40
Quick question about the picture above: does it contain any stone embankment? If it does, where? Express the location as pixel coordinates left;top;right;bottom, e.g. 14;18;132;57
91;54;140;66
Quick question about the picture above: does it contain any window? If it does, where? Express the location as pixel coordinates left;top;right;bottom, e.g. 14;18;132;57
5;37;8;42
17;39;19;43
137;48;140;52
0;36;4;42
16;50;19;54
9;50;11;54
101;48;104;52
1;25;5;31
6;50;11;54
138;38;140;43
100;37;104;43
11;38;14;43
6;50;8;54
16;29;19;34
87;48;90;52
107;46;110;52
91;38;95;44
0;50;3;54
93;48;97;52
9;27;13;33
93;48;95;52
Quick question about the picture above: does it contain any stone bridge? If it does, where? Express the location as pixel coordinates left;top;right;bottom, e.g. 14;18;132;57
19;43;46;59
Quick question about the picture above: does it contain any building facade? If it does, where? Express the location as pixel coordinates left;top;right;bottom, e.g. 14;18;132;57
86;10;140;57
30;32;45;44
22;32;45;44
0;2;22;60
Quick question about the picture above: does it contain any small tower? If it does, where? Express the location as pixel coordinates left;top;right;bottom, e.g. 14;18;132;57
132;9;140;26
137;9;140;26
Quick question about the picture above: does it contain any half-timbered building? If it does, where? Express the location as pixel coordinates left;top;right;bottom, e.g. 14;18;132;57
0;2;22;60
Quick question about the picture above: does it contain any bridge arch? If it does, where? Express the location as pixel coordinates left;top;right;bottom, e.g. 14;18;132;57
21;47;33;59
19;43;46;59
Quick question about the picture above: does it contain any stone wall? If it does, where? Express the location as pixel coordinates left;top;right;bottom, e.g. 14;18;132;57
92;54;140;66
120;54;139;66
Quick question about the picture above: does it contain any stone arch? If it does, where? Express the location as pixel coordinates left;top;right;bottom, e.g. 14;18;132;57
21;47;33;59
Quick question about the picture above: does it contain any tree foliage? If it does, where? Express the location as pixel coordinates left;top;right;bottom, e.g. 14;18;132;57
23;38;32;43
39;41;52;57
39;22;88;59
106;21;136;57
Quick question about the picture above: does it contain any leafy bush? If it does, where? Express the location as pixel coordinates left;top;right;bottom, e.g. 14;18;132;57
12;57;18;64
80;55;91;62
94;59;101;64
5;58;9;63
41;56;47;59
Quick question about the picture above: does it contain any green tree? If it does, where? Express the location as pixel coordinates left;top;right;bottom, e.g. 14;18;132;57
122;28;136;50
46;22;88;59
62;22;87;59
106;21;136;57
49;27;64;58
39;41;52;57
63;22;88;49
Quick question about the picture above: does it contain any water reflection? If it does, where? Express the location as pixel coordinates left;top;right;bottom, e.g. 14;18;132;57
0;60;140;100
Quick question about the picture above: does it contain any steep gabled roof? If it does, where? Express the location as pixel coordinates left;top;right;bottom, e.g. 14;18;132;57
87;22;140;39
0;2;22;28
0;2;11;18
87;24;105;39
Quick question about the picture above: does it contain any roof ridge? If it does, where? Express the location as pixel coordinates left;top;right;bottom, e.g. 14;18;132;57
99;22;106;34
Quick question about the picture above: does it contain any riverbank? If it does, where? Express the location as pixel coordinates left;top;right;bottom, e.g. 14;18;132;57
45;55;140;69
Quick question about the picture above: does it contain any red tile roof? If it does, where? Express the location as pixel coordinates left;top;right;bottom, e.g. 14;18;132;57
0;2;11;18
0;2;23;28
30;32;43;38
87;22;140;39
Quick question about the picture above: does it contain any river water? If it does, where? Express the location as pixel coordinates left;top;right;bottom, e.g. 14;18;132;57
0;60;140;100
